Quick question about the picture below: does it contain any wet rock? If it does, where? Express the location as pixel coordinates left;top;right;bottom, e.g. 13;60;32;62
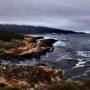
33;36;43;40
39;39;57;47
36;63;47;66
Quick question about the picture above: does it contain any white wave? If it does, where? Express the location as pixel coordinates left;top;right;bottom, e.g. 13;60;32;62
54;41;66;47
44;36;51;39
76;51;90;58
44;36;66;47
44;36;58;40
76;51;87;57
73;59;86;68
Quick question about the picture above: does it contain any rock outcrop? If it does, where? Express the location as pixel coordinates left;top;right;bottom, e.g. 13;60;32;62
0;63;63;88
38;39;57;47
0;36;57;57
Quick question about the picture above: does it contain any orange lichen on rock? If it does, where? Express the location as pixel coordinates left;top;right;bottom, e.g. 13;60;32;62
0;36;57;57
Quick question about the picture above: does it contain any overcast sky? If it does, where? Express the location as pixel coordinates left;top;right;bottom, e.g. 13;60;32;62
0;0;90;33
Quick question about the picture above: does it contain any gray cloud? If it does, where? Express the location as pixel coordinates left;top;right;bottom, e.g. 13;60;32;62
0;0;90;32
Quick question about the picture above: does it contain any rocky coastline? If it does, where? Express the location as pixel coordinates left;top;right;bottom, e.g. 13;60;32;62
0;35;90;90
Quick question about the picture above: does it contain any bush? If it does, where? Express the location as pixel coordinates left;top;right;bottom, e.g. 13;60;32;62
37;81;87;90
0;39;22;50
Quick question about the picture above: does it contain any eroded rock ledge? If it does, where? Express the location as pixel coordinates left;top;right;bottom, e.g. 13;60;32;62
0;36;57;57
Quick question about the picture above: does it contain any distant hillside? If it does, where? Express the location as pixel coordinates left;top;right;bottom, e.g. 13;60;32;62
0;30;23;41
0;24;84;34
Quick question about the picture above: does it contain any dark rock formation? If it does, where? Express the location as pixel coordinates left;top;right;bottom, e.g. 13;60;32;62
33;36;44;40
39;39;57;47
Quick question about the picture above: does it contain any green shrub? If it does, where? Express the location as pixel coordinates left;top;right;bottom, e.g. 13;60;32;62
0;39;22;49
